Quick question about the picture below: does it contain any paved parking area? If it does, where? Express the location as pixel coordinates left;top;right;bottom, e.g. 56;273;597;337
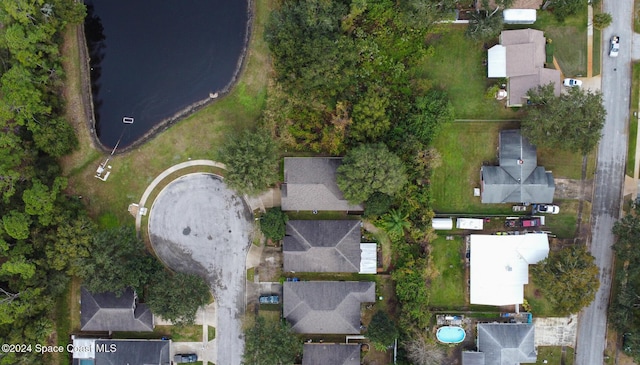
148;173;253;365
534;314;578;347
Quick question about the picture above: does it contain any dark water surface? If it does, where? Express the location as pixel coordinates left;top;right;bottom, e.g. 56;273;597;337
85;0;248;149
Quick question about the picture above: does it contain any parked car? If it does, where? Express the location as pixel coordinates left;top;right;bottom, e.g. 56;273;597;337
259;295;280;304
533;204;560;214
563;78;582;88
610;36;620;57
174;354;197;363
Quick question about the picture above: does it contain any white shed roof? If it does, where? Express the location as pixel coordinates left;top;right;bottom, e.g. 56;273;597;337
470;234;549;306
488;45;507;78
503;9;537;24
359;243;377;274
456;218;484;230
432;218;454;230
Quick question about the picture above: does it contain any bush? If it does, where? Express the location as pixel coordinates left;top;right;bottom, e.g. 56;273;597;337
593;13;612;30
364;193;393;218
259;207;288;241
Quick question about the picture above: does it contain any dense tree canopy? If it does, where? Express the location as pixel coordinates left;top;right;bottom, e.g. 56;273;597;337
243;316;302;365
259;207;288;242
522;84;606;154
611;205;640;361
531;246;599;315
146;271;211;325
337;143;407;203
219;129;279;196
367;310;399;351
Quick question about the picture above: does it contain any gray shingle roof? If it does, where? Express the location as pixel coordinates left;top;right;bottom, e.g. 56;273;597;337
94;340;170;365
302;344;360;365
477;323;537;365
281;157;364;211
81;287;154;332
283;281;375;334
462;351;486;365
481;130;555;204
283;220;361;273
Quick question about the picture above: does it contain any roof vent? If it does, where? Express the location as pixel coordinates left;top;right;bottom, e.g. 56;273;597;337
517;159;524;165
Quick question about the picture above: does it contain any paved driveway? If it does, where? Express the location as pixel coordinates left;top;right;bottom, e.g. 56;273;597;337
148;173;252;365
574;2;633;364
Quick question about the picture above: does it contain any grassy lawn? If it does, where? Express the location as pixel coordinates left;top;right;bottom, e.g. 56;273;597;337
524;280;556;317
60;0;273;222
427;236;466;308
536;346;574;365
113;324;202;342
52;281;73;365
544;200;580;239
413;26;519;120
628;62;640;176
247;267;255;282
525;10;588;77
593;28;601;76
635;0;640;33
207;326;216;342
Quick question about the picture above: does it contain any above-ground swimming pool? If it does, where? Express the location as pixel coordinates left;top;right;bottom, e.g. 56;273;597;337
436;326;466;344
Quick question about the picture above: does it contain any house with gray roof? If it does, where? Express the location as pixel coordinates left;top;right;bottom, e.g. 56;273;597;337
487;29;560;106
480;129;554;204
302;343;360;365
284;220;376;274
80;287;154;332
281;157;364;212
462;323;537;365
71;337;171;365
283;281;375;334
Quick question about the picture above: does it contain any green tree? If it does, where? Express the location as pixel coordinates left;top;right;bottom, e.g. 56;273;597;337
466;8;504;41
219;130;279;196
337;143;407;203
44;215;96;275
146;272;211;325
350;87;391;142
380;209;411;240
401;90;454;145
367;310;398;351
364;192;393;218
79;226;160;295
2;210;31;240
543;0;585;21
522;84;606;154
392;258;430;329
243;316;302;365
593;13;613;30
531;246;600;315
259;207;288;242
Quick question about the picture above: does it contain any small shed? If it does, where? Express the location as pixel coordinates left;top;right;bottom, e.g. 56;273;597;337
359;243;378;274
432;218;454;230
457;218;484;230
503;9;537;24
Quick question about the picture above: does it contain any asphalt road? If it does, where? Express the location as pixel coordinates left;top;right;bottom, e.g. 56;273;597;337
148;173;253;365
574;2;633;364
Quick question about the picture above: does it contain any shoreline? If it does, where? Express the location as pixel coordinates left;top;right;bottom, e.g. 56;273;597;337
76;0;255;155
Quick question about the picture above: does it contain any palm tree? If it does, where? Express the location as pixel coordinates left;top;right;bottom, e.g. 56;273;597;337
380;209;411;239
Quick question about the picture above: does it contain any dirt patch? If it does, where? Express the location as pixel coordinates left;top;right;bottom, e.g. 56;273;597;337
554;178;594;201
256;246;282;282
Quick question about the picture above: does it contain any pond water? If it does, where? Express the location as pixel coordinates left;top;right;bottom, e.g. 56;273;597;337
85;0;248;149
436;326;466;344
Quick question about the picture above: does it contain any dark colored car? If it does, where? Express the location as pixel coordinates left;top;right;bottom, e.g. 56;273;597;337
174;353;197;363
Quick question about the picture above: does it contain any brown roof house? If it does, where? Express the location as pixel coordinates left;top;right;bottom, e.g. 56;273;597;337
283;220;377;274
281;157;363;212
283;281;375;334
80;287;154;332
480;129;554;204
487;29;560;106
462;323;537;365
302;343;361;365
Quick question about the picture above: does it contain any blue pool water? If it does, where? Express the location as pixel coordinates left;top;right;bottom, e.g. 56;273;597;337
436;326;466;344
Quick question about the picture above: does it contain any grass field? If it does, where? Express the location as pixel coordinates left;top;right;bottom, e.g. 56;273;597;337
113;324;202;342
61;0;273;222
544;200;580;239
413;26;519;120
536;346;575;365
628;63;640;176
593;28;601;76
524;280;556;317
427;236;466;308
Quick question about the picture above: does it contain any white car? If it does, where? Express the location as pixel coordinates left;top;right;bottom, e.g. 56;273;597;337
563;78;582;88
534;204;560;214
610;36;620;57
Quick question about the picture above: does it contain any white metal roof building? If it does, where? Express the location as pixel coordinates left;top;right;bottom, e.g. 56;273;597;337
469;234;549;306
503;9;537;24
